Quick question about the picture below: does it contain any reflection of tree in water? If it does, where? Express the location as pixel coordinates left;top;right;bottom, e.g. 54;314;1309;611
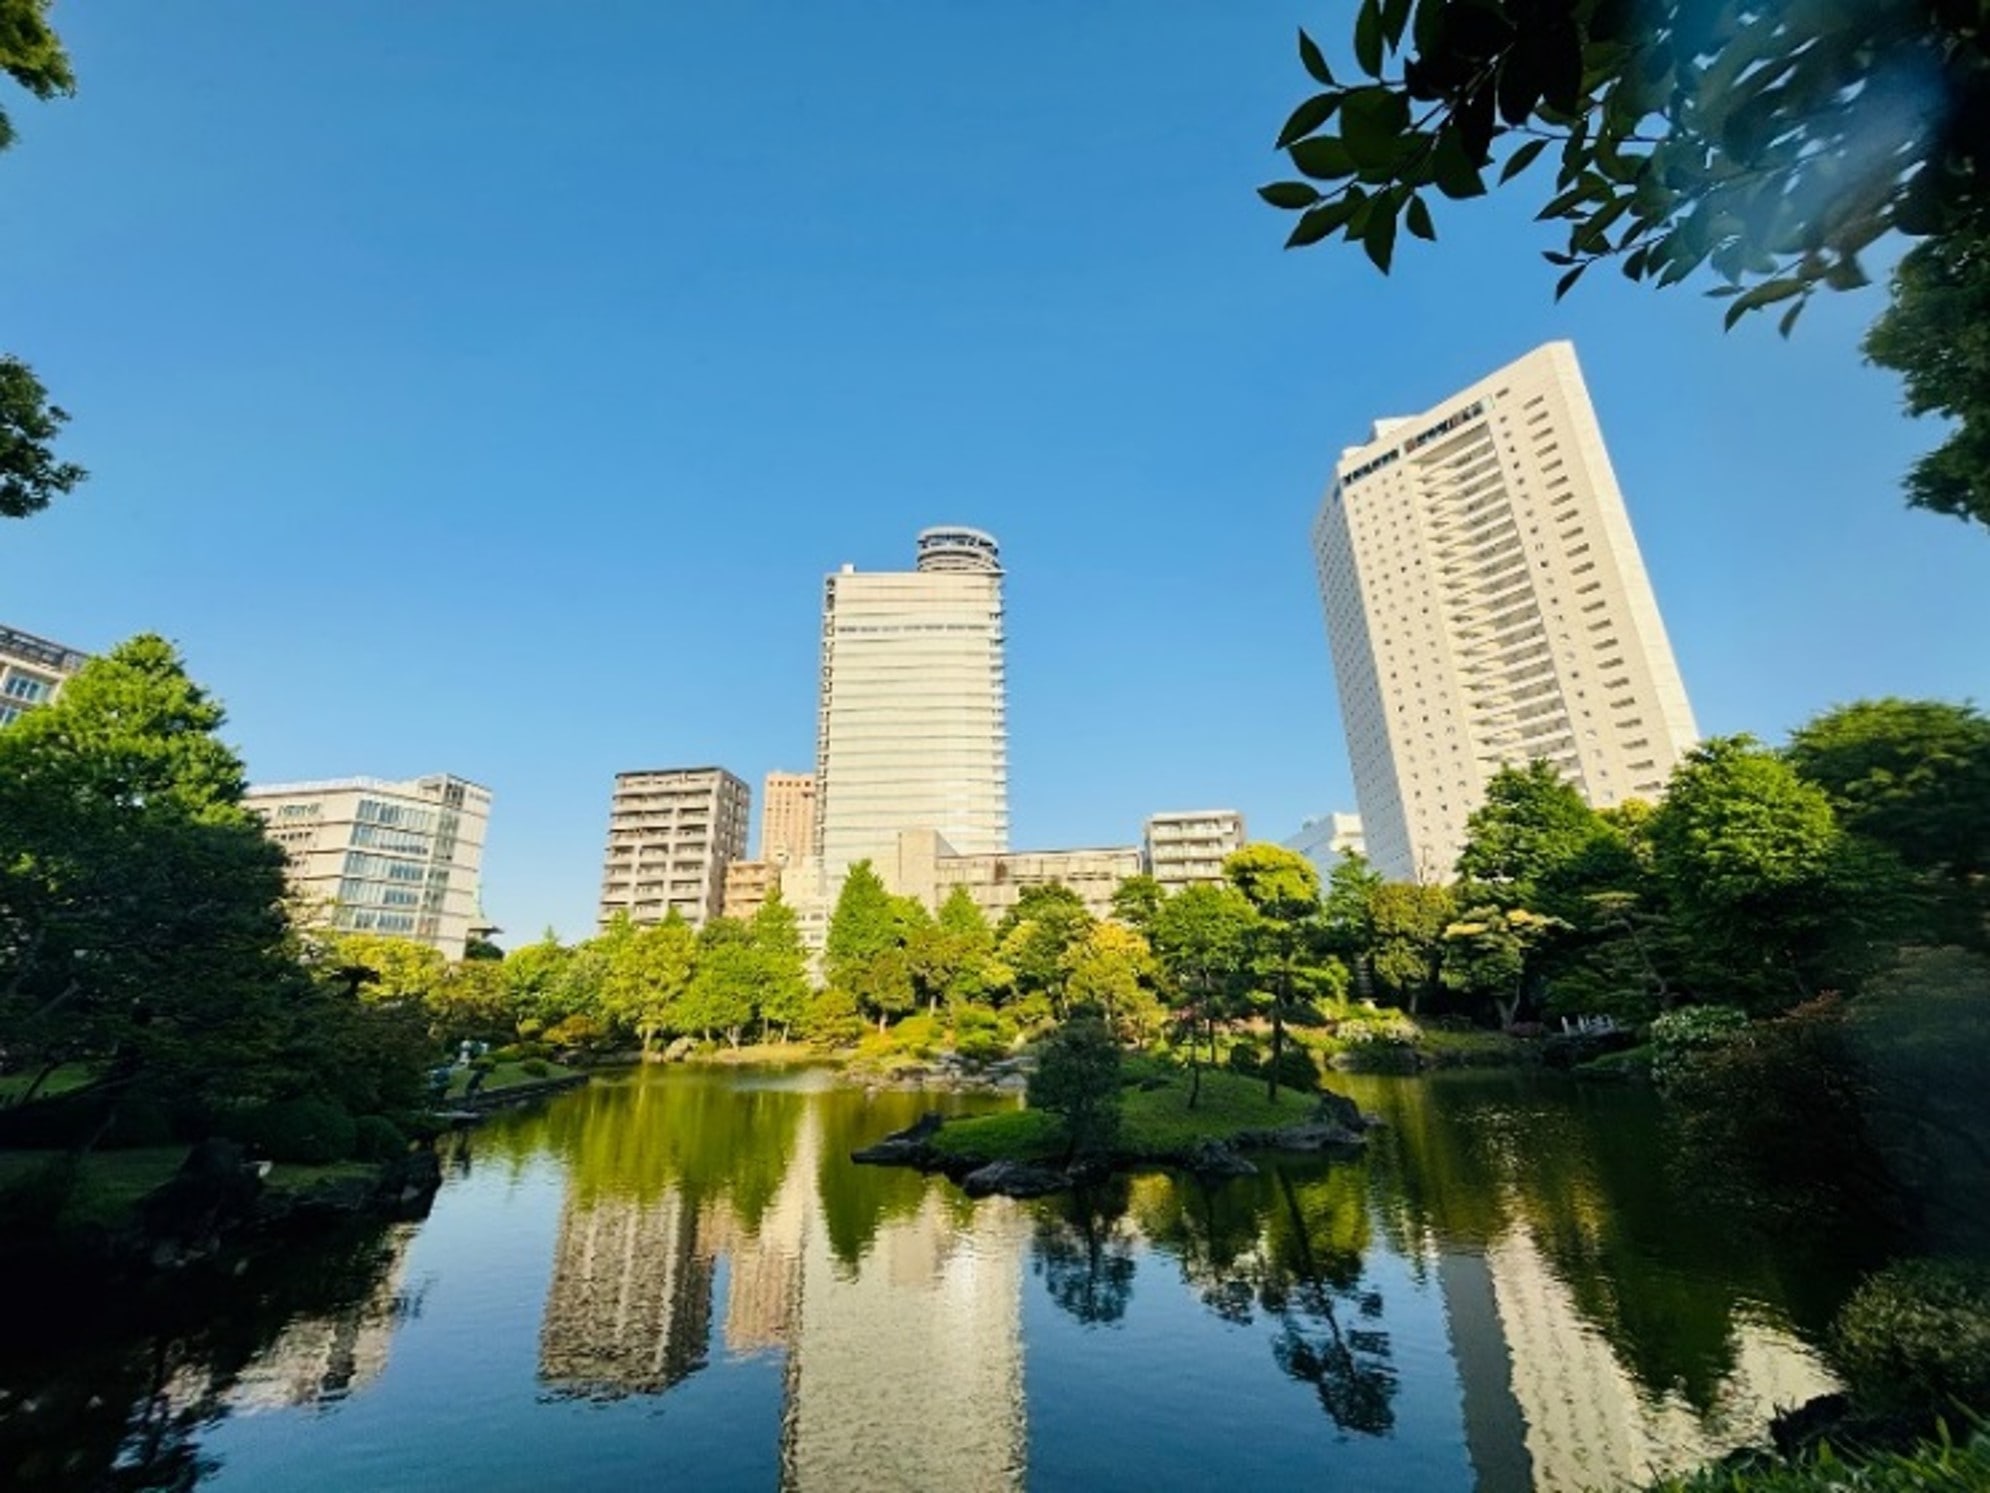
0;1222;412;1493
1135;1161;1399;1436
1031;1180;1138;1327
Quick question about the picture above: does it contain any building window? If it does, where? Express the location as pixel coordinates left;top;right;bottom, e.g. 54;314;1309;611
2;672;53;703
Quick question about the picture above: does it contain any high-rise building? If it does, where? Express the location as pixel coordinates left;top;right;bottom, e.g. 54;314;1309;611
597;767;750;931
0;622;89;728
1283;812;1366;878
759;771;816;867
721;859;780;923
1312;341;1697;882
244;774;492;955
813;527;1009;883
1144;810;1246;891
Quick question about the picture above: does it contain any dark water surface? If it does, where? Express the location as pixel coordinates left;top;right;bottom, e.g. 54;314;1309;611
7;1067;1871;1491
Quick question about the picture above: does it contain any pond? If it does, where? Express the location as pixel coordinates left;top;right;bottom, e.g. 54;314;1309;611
3;1066;1877;1492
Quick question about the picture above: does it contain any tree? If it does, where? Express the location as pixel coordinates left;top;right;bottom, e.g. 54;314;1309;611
1367;881;1456;1013
1109;873;1167;934
1064;922;1164;1045
1027;1010;1123;1158
1149;884;1256;1107
2;9;86;520
322;934;447;1004
825;860;897;987
997;883;1096;1017
501;931;575;1034
0;354;86;519
1455;760;1606;899
1225;843;1325;1101
1787;698;1990;882
0;636;299;1128
1442;905;1567;1028
1261;4;1990;328
750;888;810;1042
1648;736;1907;1007
596;910;696;1052
1863;219;1990;529
682;918;758;1047
428;956;514;1043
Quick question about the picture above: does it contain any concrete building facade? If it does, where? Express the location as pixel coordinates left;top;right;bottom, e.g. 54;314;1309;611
721;859;780;923
1312;341;1697;882
245;774;492;955
1283;812;1366;878
0;622;89;728
1144;810;1246;892
880;829;1142;924
813;527;1009;884
760;771;817;867
597;767;750;931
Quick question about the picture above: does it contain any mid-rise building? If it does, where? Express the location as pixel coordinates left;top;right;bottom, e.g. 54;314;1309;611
1283;812;1366;878
597;767;750;931
0;622;89;727
245;774;492;955
813;527;1009;884
881;829;1143;924
1144;810;1245;892
721;859;780;923
759;772;816;867
1312;341;1697;882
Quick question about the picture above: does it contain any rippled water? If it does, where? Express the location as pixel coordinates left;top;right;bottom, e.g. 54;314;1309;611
7;1066;1867;1492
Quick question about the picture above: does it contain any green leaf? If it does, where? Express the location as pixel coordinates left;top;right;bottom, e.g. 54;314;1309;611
1259;181;1324;210
1290;135;1358;180
1298;28;1335;87
1364;200;1400;272
1276;93;1341;150
1554;263;1588;300
1499;137;1548;184
1286;198;1356;248
1405;193;1436;241
1381;0;1414;50
1354;0;1385;79
1431;129;1488;200
1777;298;1806;337
1722;277;1803;330
1340;87;1412;168
1412;0;1446;56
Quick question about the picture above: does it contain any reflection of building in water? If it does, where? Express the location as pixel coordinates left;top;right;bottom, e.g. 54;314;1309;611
1440;1226;1837;1492
781;1181;1028;1493
539;1187;713;1398
228;1224;421;1412
699;1111;816;1358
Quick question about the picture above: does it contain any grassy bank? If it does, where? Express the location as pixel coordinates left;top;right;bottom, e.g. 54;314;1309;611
1648;1429;1990;1490
0;1147;382;1230
444;1059;579;1098
929;1060;1319;1167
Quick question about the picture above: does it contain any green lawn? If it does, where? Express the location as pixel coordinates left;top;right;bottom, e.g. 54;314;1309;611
0;1064;99;1104
0;1147;384;1226
930;1062;1319;1167
445;1060;577;1098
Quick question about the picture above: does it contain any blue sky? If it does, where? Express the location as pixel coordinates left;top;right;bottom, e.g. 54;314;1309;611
7;2;1985;942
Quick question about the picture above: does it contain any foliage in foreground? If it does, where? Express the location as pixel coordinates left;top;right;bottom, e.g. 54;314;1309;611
1647;1428;1990;1492
1832;1259;1990;1418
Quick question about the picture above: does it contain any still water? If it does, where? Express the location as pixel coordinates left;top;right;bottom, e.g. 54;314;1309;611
13;1067;1868;1492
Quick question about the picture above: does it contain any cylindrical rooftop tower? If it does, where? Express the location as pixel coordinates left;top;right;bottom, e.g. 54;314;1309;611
915;526;1001;574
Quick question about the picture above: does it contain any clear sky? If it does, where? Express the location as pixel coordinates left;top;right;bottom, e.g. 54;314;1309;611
6;3;1986;942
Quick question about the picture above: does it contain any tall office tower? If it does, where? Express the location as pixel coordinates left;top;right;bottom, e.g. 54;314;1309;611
1312;341;1697;882
1144;810;1247;892
0;622;89;727
245;774;492;955
813;527;1009;883
596;766;750;931
759;771;817;867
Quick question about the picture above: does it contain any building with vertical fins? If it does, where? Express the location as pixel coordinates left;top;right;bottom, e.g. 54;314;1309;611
812;527;1009;886
759;771;817;868
1312;342;1697;882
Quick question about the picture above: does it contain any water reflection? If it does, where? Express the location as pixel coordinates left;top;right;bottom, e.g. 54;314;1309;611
2;1067;1860;1492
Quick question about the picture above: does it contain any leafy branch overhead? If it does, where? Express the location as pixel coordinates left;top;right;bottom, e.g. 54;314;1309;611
1261;0;1990;331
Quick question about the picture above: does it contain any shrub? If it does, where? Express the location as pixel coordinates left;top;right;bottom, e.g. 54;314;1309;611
1649;1003;1751;1085
244;1098;357;1165
351;1114;408;1161
520;1058;550;1078
1832;1258;1990;1416
0;1154;80;1229
490;1044;526;1063
952;1004;1011;1064
889;1012;942;1057
799;987;865;1046
1027;1012;1122;1157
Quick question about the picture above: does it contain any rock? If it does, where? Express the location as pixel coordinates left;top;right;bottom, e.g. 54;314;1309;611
1184;1140;1257;1177
375;1148;443;1218
959;1160;1070;1198
1246;1120;1366;1152
850;1112;945;1166
1770;1394;1852;1458
663;1036;697;1063
1313;1090;1370;1134
138;1139;262;1247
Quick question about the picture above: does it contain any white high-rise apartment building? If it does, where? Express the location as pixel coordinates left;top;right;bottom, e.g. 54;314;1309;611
1144;810;1246;892
597;767;750;931
0;623;89;728
813;527;1009;883
245;774;492;955
1312;341;1697;882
